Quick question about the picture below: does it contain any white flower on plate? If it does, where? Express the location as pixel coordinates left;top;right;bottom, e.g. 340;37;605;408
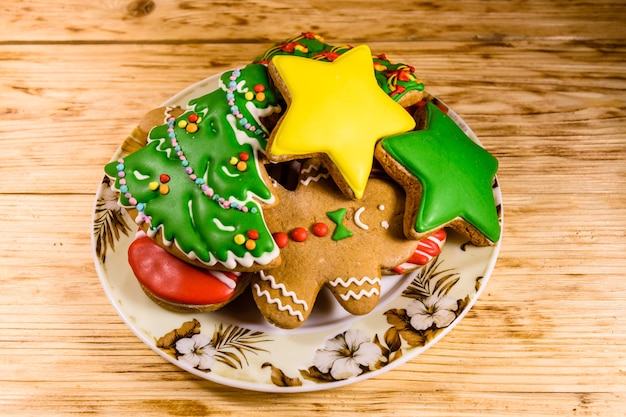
101;183;124;212
312;329;381;380
406;294;458;331
175;333;217;371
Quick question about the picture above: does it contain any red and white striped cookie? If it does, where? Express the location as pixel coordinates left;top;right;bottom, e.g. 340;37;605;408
385;229;447;275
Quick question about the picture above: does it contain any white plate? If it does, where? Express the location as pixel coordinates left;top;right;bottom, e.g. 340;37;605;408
92;72;503;392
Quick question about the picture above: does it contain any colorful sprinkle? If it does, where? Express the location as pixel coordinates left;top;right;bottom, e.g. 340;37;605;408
245;239;256;250
234;234;246;245
159;184;169;195
148;181;159;191
247;229;260;240
163;109;251;213
225;68;268;140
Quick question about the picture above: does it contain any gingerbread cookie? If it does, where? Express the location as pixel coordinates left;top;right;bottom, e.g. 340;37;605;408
251;160;421;329
105;64;285;271
259;33;425;200
375;101;501;246
383;229;447;275
266;45;415;200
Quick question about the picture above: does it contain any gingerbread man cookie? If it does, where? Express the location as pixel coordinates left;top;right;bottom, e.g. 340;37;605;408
250;160;421;329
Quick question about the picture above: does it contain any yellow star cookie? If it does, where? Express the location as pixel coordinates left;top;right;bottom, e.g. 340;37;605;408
267;45;416;199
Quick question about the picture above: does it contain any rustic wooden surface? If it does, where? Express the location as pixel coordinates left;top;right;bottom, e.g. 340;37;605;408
1;0;625;415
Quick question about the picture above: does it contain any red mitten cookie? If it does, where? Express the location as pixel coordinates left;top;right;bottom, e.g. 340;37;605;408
128;232;251;312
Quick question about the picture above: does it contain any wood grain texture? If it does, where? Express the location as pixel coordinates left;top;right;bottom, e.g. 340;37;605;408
1;0;625;415
1;0;625;43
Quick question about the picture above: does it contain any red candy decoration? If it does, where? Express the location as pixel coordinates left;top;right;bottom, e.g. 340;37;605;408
290;227;308;242
128;236;238;305
247;229;260;240
238;152;250;161
254;84;265;93
159;173;170;183
272;232;289;249
188;113;199;123
312;222;329;237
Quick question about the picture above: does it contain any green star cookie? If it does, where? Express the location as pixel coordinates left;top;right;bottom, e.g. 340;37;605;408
375;102;500;246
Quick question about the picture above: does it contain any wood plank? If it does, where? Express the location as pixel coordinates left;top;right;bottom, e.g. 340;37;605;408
1;0;625;43
1;191;625;414
1;1;626;414
1;40;624;195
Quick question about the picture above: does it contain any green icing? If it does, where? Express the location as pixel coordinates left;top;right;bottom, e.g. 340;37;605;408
105;64;283;266
253;32;424;102
380;102;500;242
326;208;353;241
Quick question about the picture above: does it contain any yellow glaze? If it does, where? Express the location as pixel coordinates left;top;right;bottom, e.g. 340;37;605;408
269;45;416;198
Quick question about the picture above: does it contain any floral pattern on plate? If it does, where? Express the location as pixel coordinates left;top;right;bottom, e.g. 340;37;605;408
92;72;502;392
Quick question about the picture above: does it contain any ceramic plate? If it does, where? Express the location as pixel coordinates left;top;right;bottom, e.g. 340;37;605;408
92;72;502;392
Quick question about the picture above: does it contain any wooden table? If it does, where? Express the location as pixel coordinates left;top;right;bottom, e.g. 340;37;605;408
1;1;625;415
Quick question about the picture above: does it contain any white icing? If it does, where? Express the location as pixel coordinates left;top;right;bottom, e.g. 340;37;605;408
211;271;239;289
301;160;323;175
236;79;248;94
145;135;173;159
337;288;380;301
188;200;195;229
253;284;304;322
220;165;240;178
224;113;276;206
378;204;385;211
212;218;235;232
328;276;381;288
132;170;150;180
300;172;330;186
395;233;447;270
260;271;309;311
354;207;369;230
381;220;390;229
428;234;446;249
300;160;330;185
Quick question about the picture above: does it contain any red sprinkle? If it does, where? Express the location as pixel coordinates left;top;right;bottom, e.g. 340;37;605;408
272;232;289;249
159;173;170;183
290;227;308;242
188;113;199;123
254;84;265;93
247;229;260;240
238;152;250;161
311;222;329;237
